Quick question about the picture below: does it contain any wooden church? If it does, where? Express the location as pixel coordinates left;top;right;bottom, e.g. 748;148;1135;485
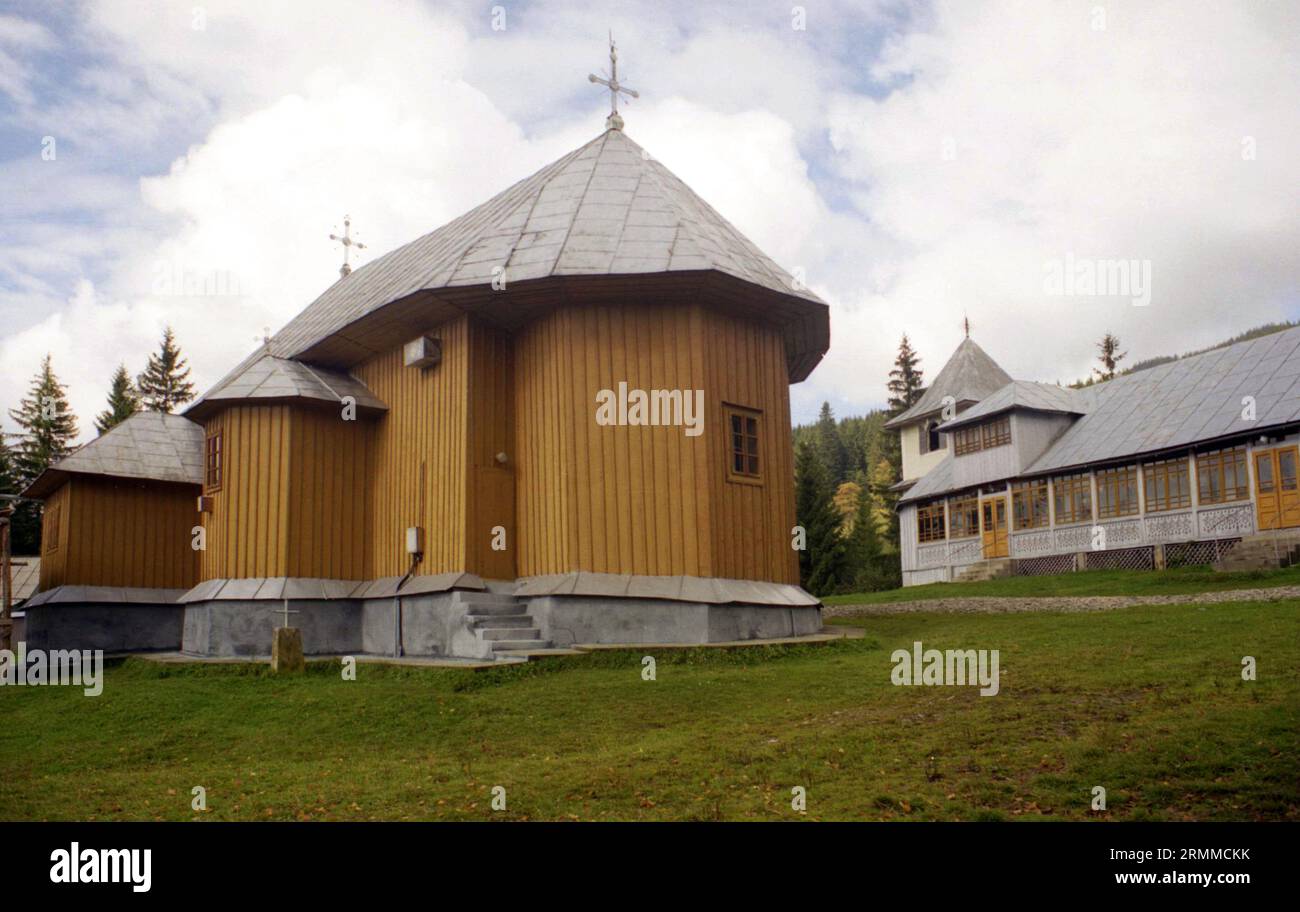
20;74;830;659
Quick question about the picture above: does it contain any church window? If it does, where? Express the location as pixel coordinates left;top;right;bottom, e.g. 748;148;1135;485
981;416;1011;449
954;426;982;456
917;502;946;543
1196;446;1249;504
205;432;223;492
926;420;943;454
1096;465;1139;518
725;406;761;482
1052;473;1093;524
949;496;979;538
1012;480;1049;529
1143;457;1191;512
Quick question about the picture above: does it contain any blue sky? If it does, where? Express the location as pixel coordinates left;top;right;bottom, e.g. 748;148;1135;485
1;0;1297;439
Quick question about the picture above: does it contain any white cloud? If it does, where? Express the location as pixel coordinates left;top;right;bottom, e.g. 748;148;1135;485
2;0;1296;443
822;0;1300;404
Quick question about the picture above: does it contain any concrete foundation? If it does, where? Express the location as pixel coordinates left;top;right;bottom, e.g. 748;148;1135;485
529;596;822;647
30;575;823;660
23;603;184;653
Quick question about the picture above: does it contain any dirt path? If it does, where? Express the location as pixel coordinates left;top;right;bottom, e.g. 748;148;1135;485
824;585;1300;616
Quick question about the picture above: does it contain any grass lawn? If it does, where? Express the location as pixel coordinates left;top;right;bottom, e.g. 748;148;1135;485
1;600;1295;822
825;563;1300;606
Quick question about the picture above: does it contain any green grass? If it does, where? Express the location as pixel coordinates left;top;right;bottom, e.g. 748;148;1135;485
1;600;1296;822
825;563;1300;606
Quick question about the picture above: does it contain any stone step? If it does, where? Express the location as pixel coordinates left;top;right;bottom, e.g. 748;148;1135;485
467;613;534;628
456;591;521;608
479;627;541;642
491;638;550;651
460;600;526;616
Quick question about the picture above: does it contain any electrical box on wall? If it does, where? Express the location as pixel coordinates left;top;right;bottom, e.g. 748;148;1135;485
403;336;442;369
197;496;213;513
405;526;424;555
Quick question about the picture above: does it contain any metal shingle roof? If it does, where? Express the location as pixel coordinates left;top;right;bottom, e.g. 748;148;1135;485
267;128;825;364
885;337;1012;428
899;325;1300;503
186;350;387;419
938;380;1093;431
1025;325;1300;475
23;411;204;498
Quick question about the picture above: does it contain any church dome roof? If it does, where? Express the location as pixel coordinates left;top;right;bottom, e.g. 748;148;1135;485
268;128;828;380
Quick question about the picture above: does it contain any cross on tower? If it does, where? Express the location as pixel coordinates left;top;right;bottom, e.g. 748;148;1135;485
330;215;367;278
588;33;639;131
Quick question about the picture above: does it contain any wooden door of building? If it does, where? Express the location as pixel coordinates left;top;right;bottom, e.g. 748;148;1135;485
1254;446;1300;530
981;497;1009;558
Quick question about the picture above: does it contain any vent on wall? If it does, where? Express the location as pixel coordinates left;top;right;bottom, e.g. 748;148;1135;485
404;336;442;369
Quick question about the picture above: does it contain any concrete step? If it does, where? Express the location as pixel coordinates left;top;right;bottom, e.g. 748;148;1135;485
467;613;534;628
479;627;541;641
491;638;550;651
460;600;526;616
456;591;521;608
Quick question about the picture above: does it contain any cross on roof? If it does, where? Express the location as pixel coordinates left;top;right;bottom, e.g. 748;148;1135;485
329;215;366;278
588;33;639;131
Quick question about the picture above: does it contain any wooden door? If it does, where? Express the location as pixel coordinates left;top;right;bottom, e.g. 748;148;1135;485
472;465;517;580
1255;446;1300;531
981;497;1009;558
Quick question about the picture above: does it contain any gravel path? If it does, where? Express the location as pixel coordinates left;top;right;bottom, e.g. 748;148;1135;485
824;585;1300;616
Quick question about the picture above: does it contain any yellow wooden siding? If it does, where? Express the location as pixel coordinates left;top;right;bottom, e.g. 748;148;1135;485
36;483;69;590
466;319;516;579
285;408;372;580
514;303;718;579
200;405;292;579
700;308;798;584
352;315;470;577
39;476;198;590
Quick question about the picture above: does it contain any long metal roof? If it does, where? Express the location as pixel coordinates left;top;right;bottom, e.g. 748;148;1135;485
900;325;1300;504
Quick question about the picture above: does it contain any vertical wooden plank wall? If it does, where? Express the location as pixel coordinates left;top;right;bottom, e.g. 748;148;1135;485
41;477;198;590
701;309;799;585
200;405;292;580
514;302;729;579
285;408;372;580
353;315;470;577
36;483;69;590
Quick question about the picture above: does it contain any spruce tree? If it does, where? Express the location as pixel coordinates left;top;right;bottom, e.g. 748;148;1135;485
95;363;140;434
1093;332;1127;381
795;439;846;596
7;355;79;553
137;326;196;413
845;485;884;592
814;401;848;486
887;334;925;414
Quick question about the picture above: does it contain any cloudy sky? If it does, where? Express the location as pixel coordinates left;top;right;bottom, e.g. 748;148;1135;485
1;0;1296;440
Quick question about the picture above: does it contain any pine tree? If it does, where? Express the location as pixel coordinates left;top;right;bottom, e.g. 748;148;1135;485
95;363;140;434
0;432;17;499
7;355;79;554
887;334;925;414
815;401;848;486
1094;332;1127;381
137;326;196;413
795;439;846;596
844;485;884;592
